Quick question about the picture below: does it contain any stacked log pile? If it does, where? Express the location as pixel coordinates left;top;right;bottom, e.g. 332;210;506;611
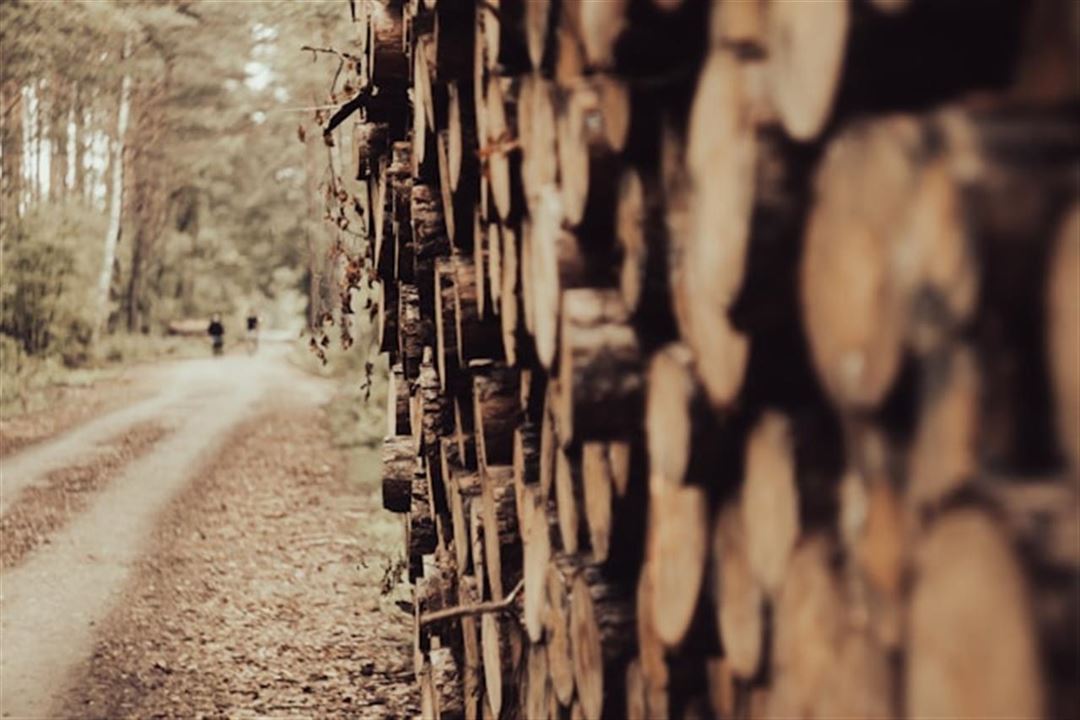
348;0;1078;717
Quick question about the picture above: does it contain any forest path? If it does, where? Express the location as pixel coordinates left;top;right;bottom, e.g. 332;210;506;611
0;344;414;719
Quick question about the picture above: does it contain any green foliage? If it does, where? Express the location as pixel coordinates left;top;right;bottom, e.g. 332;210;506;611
0;204;105;362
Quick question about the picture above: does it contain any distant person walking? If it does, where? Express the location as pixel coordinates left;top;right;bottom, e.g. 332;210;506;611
245;311;260;354
207;313;225;356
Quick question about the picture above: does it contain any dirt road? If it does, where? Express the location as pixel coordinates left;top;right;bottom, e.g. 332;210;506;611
0;345;415;718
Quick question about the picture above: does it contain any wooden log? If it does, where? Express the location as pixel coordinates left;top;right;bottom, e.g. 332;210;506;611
354;121;389;180
645;343;711;492
435;130;459;247
512;421;540;532
449;465;481;579
398;282;425;382
546;558;576;706
556;288;643;445
481;464;519;600
524;641;551;720
522;491;556;642
539;385;558;498
427;646;465;720
498;223;525;368
581;442;614;564
454;254;504;365
378;281;400;362
433;2;474;83
1047;204;1080;471
518;73;558;219
771;535;845;716
574;0;628;70
704;657;735;720
447;81;477;194
412;183;451;273
680;49;755;408
608;441;631;499
801;114;976;412
383;435;415;513
434;257;459;390
530;186;588;370
472;362;520;470
485;75;524;223
908;345;980;512
741;412;799;597
525;0;554;71
411;459;438;557
616;166;669;316
556;76;628;229
481;612;519;718
555;443;586;555
810;629;893;720
647;484;708;647
907;507;1043;719
635;561;668;700
763;0;849;140
459;574;484;720
471;212;490;320
388;362;412;436
484;221;501;315
420;349;451;514
481;0;530;75
569;564;634;719
710;505;764;680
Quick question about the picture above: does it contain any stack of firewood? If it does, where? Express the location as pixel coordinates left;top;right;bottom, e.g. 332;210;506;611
351;0;1078;717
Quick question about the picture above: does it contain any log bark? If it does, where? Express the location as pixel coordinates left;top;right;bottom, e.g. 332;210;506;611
556;288;643;445
411;459;438;557
383;435;415;513
399;282;425;382
379;274;400;357
388;362;412;436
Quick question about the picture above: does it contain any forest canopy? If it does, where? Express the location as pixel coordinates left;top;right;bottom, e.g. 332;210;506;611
0;0;364;364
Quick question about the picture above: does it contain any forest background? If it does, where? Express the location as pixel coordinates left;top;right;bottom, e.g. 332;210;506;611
0;0;373;406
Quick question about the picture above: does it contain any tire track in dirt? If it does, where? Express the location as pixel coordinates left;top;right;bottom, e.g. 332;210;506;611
0;421;170;571
59;402;417;719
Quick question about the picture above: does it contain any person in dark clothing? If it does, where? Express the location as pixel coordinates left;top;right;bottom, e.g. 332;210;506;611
207;313;225;356
245;310;259;354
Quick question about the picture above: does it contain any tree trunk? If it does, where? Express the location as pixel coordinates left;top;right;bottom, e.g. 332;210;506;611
95;34;133;338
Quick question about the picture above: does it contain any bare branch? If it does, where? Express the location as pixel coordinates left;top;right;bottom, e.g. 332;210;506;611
419;580;525;627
